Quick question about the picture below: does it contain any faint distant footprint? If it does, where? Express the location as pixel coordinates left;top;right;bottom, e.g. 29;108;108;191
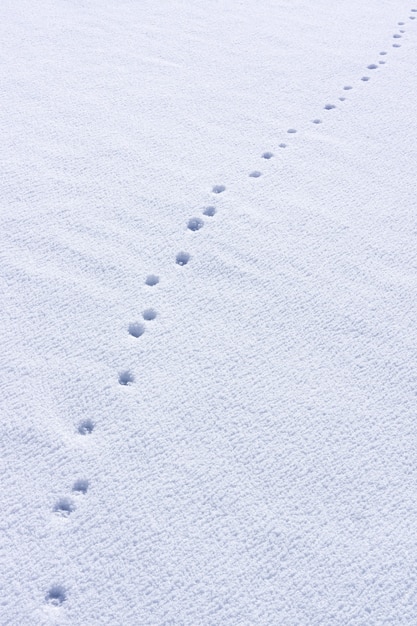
262;152;273;159
212;185;225;194
324;104;336;110
249;171;262;178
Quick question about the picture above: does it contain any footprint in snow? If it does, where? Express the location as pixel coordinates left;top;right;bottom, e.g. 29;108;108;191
203;206;216;216
118;370;134;385
262;151;274;159
78;419;94;435
324;104;336;110
53;497;75;517
145;274;159;286
128;322;145;338
176;251;190;266
187;217;204;231
45;586;66;606
72;479;89;494
143;308;157;321
212;185;225;194
249;171;262;177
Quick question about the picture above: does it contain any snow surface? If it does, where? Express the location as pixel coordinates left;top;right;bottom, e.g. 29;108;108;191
1;1;417;624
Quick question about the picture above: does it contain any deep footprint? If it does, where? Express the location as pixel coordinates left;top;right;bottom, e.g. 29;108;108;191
119;371;134;385
128;322;145;338
176;251;190;266
287;128;297;134
143;308;157;321
78;419;94;435
187;217;204;231
145;274;159;287
45;586;67;606
54;498;75;517
203;206;216;217
262;152;273;159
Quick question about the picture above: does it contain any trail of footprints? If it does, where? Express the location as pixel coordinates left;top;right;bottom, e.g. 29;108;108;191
47;8;417;609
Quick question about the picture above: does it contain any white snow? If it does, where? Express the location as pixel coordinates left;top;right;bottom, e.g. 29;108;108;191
1;1;417;624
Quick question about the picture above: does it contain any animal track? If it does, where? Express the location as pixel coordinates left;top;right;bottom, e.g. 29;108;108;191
379;51;387;55
361;76;370;81
339;97;346;101
393;34;402;38
212;185;225;194
279;143;287;148
187;217;204;231
249;171;262;177
176;251;190;266
72;479;89;494
54;497;75;517
287;128;297;134
343;86;352;90
398;22;405;25
312;119;322;124
367;64;378;69
128;322;145;338
118;370;134;385
45;586;66;606
379;60;386;64
145;274;159;286
393;43;401;47
262;152;273;159
78;419;94;435
143;308;157;321
324;104;336;110
203;206;216;217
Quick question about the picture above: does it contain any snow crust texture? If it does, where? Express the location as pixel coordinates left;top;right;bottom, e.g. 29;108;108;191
1;1;417;624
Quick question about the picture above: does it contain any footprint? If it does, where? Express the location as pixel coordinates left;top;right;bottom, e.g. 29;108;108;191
410;16;416;19
393;43;401;47
324;104;336;110
203;206;216;217
262;151;274;159
379;51;387;55
72;479;89;494
249;171;262;177
312;119;322;124
78;419;94;435
212;185;225;194
343;85;353;90
399;29;405;33
54;497;75;517
279;143;287;148
118;370;134;386
176;251;190;266
367;64;378;69
339;97;346;101
145;274;159;287
412;9;417;12
361;76;370;81
45;586;66;606
128;322;145;338
398;22;405;25
287;128;297;134
142;308;157;321
393;34;402;38
187;217;204;231
379;60;386;64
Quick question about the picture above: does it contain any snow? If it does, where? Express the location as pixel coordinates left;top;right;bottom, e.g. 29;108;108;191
1;0;417;623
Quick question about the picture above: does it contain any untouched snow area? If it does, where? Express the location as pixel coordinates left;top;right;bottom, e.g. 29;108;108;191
1;1;417;623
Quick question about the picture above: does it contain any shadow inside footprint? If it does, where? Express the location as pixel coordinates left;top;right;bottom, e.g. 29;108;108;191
145;274;159;286
119;370;134;385
203;206;216;217
143;308;157;321
176;251;190;266
78;419;94;435
72;479;89;494
187;217;204;231
262;152;274;159
54;497;75;517
128;322;145;338
45;586;66;606
212;185;225;194
249;171;262;178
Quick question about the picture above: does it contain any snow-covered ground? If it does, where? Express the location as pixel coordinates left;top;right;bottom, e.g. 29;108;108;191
1;1;417;623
